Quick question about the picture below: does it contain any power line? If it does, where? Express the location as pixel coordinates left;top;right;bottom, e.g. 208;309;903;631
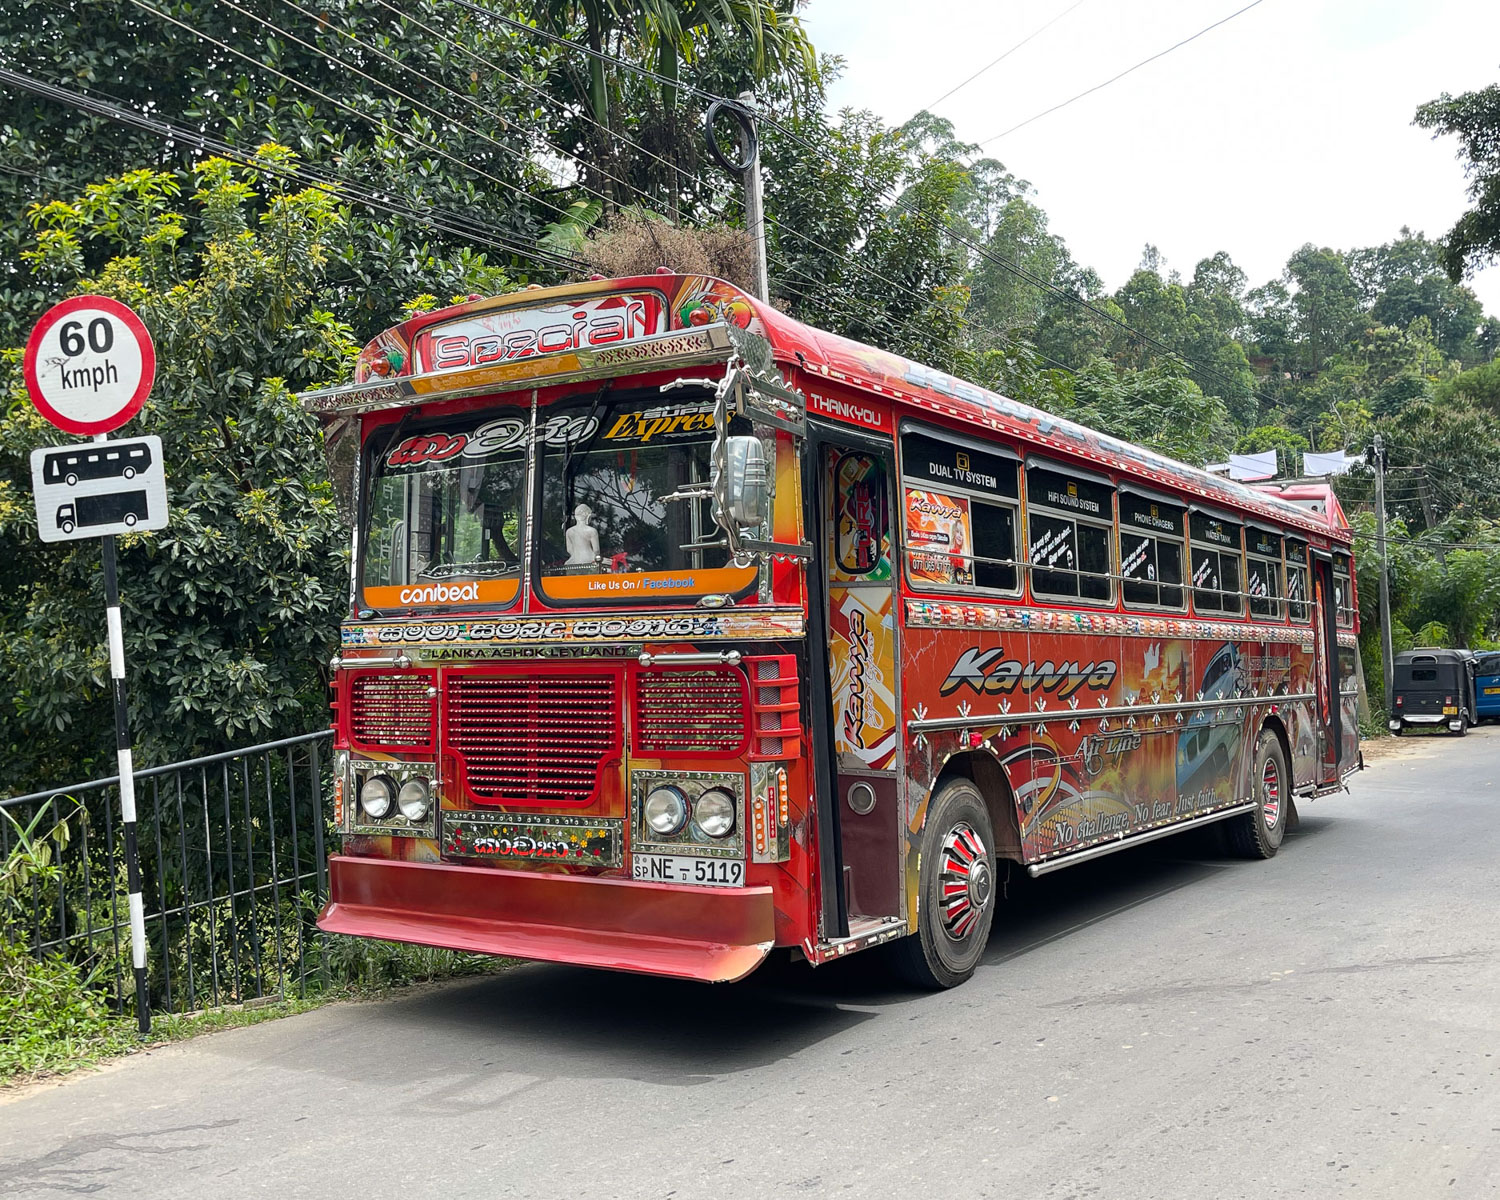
126;0;577;227
237;0;1056;373
919;0;1089;115
976;0;1267;146
443;0;1288;408
0;66;585;273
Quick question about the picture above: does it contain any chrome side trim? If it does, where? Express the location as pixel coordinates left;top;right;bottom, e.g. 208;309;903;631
908;691;1317;733
1026;801;1257;877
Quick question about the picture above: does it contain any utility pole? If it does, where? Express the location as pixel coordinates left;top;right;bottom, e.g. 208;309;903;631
1373;434;1395;715
737;91;769;302
705;93;769;301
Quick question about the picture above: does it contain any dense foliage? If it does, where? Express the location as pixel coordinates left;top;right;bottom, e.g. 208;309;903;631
1;2;1499;794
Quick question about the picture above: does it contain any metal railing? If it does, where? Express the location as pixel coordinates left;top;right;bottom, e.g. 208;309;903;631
0;731;333;1015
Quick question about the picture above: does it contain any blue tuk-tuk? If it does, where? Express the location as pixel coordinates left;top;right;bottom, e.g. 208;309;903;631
1475;650;1500;723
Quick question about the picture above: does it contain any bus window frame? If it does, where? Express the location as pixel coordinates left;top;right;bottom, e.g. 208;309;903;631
1188;506;1246;618
1284;536;1311;624
1333;551;1355;629
1245;524;1285;621
1023;458;1117;607
1116;484;1187;613
896;421;1023;599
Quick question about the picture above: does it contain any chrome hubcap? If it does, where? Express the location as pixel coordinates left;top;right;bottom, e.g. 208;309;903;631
1261;759;1281;829
939;822;990;940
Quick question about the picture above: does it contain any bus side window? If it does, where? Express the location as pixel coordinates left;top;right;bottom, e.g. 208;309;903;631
1285;539;1310;622
1189;512;1244;616
1247;528;1283;620
1118;492;1186;611
1025;464;1114;604
899;427;1020;595
1333;554;1355;628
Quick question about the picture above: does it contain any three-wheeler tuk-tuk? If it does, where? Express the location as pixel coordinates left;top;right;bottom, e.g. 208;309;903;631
1390;648;1478;736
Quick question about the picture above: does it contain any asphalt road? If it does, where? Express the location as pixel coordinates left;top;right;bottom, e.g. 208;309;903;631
5;730;1499;1199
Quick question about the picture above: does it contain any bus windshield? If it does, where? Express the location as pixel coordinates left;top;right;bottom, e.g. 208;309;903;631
361;411;528;608
535;394;755;604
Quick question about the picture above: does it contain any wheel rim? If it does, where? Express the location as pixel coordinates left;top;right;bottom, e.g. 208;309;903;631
938;821;991;941
1261;758;1282;829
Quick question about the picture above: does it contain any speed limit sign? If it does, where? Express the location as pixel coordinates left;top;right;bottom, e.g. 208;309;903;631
22;295;156;435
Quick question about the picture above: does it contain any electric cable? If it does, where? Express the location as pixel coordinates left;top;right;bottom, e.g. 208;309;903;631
976;0;1267;145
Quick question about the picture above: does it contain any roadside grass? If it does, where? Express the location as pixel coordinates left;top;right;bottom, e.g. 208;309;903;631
1;935;512;1091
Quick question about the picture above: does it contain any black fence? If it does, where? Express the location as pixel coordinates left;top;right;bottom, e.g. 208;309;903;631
0;731;333;1016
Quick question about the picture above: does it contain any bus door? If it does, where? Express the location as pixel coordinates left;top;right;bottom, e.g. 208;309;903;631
808;430;905;937
1311;553;1341;786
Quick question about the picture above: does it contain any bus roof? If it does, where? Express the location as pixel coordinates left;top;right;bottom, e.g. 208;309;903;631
341;273;1350;545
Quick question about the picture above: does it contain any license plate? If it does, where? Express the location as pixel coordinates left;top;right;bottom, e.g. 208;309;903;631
1443;706;1458;715
632;854;744;888
1486;687;1500;695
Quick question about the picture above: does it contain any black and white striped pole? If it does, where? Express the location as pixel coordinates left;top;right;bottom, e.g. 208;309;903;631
100;527;151;1034
22;295;163;1036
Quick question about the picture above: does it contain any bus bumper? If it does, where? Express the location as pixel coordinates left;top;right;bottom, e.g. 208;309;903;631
318;855;776;984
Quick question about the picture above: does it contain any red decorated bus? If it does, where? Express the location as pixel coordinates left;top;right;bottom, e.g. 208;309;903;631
307;273;1359;989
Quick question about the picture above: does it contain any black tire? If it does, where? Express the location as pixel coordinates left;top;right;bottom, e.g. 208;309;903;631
65;472;77;486
1394;723;1405;736
123;513;137;527
1227;728;1289;860
1454;715;1468;737
123;467;135;479
888;779;996;989
60;520;75;535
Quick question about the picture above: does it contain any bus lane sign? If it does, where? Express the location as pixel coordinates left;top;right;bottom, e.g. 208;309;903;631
30;435;168;543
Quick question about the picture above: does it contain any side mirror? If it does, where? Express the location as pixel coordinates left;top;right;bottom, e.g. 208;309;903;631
721;435;768;529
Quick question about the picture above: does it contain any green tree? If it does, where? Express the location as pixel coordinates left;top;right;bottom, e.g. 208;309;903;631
0;152;438;791
1050;357;1232;466
1415;81;1500;283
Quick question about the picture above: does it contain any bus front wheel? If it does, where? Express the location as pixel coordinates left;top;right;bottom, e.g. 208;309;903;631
888;779;996;990
1227;728;1289;860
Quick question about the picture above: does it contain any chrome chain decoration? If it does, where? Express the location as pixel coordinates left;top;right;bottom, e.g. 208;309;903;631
939;822;992;940
1261;756;1282;830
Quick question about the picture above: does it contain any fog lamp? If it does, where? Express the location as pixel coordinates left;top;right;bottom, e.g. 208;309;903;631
644;786;688;836
359;774;396;820
397;778;431;821
693;788;736;838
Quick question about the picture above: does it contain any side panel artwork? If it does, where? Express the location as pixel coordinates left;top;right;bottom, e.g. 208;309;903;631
900;602;1320;867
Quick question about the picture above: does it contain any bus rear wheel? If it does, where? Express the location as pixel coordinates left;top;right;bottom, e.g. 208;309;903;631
888;779;996;989
1227;728;1289;860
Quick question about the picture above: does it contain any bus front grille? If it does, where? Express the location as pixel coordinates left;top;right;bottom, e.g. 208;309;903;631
444;670;621;806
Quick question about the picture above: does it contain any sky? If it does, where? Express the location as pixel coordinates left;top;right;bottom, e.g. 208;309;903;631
801;0;1500;318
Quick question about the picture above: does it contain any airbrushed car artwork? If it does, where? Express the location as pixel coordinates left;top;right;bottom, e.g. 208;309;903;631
304;271;1360;994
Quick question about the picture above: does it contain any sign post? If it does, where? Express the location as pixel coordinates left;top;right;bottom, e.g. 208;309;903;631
23;295;163;1035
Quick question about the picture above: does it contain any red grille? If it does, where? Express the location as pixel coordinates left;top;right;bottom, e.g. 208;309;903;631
348;671;436;753
632;668;749;756
445;669;621;806
746;655;801;761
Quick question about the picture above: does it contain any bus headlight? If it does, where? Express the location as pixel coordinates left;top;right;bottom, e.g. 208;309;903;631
359;774;396;820
643;786;688;836
397;778;432;821
693;788;736;838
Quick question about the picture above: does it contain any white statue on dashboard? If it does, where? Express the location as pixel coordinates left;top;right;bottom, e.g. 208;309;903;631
565;503;601;566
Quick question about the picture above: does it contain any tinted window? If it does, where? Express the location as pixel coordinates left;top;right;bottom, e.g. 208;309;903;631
901;430;1019;593
1190;513;1243;615
1026;465;1114;603
1119;493;1186;610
